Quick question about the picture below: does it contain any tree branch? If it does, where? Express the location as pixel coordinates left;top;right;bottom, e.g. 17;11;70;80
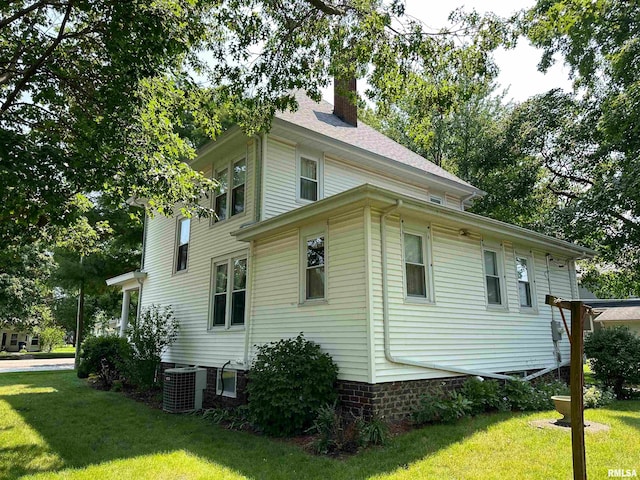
0;0;73;117
303;0;343;16
0;0;53;30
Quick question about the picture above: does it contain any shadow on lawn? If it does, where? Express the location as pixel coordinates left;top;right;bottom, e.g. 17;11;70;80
0;371;510;480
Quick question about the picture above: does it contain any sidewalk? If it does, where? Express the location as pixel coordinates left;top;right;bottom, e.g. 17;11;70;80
0;357;75;373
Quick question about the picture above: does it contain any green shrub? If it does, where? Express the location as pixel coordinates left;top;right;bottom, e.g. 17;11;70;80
461;377;507;414
307;404;387;454
504;379;568;411
413;389;472;425
126;305;179;389
583;385;615;409
585;326;640;399
78;335;132;389
247;334;338;436
360;416;390;447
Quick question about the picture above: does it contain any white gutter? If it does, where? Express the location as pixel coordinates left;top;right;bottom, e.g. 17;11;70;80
380;199;513;381
461;191;480;209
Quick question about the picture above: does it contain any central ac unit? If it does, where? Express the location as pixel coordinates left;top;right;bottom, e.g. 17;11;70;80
163;367;207;413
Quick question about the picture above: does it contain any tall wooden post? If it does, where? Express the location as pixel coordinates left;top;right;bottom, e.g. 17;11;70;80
570;301;587;480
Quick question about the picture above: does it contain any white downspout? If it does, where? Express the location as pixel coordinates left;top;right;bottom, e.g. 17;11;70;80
380;199;513;381
243;239;256;367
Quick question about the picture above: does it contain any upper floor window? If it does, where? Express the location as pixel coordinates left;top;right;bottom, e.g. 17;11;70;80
213;158;246;223
483;249;503;306
232;159;246;215
214;168;228;222
516;256;534;308
300;157;318;201
211;255;247;328
176;218;190;272
303;233;325;301
429;195;443;205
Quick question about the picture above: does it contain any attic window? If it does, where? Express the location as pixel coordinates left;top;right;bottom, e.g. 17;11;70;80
430;195;443;205
300;157;318;201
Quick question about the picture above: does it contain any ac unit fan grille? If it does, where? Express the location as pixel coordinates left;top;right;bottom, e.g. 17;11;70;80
163;370;196;413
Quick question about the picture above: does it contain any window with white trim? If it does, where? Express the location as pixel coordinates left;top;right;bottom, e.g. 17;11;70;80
213;158;246;223
302;232;326;301
214;167;228;222
403;232;429;299
176;218;190;272
216;369;237;397
516;256;534;308
299;156;318;201
231;159;246;215
429;195;443;205
31;335;39;346
483;249;503;306
211;255;247;328
10;333;17;346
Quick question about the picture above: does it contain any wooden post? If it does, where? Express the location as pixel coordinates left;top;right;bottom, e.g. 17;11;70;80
570;301;587;480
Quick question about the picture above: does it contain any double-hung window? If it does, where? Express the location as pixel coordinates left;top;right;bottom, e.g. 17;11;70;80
10;334;17;346
483;249;503;306
402;226;433;301
302;232;326;301
175;218;190;272
516;256;534;308
404;232;427;298
214;168;228;222
299;157;319;201
211;255;247;328
213;158;246;223
231;159;246;215
31;335;39;346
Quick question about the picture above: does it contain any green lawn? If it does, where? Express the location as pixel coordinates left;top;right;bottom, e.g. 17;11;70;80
1;371;638;480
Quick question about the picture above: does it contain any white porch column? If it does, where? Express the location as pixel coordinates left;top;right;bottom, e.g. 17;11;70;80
119;289;131;337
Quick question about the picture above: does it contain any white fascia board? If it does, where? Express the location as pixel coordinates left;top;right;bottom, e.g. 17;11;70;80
270;119;483;198
231;184;596;259
190;126;247;170
106;271;147;287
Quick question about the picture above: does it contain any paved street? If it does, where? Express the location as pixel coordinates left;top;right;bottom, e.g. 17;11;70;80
0;357;75;373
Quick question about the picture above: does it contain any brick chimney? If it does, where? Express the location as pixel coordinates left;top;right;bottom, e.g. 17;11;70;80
333;77;357;127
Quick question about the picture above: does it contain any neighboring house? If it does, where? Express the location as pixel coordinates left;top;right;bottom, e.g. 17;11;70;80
588;299;640;336
0;329;41;353
108;85;594;418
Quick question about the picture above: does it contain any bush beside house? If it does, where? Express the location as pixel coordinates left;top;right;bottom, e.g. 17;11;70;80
585;326;640;399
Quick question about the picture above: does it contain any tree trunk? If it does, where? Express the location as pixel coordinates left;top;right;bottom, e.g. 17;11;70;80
74;258;85;369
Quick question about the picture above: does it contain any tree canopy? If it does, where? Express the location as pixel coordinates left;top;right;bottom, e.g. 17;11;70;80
1;0;509;245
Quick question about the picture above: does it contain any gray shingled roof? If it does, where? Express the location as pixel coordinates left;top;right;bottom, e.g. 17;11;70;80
595;306;640;322
275;92;477;191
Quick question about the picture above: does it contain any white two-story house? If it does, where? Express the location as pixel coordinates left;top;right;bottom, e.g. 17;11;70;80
108;85;594;418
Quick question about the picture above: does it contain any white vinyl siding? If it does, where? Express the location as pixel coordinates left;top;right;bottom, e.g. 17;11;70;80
249;209;369;382
140;138;256;367
371;211;573;382
261;137;462;220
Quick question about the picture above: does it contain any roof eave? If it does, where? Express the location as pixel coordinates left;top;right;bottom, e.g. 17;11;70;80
231;184;596;259
271;118;481;197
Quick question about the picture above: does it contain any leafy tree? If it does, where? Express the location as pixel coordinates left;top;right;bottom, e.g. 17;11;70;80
1;0;511;245
39;325;66;353
522;0;640;295
0;241;55;331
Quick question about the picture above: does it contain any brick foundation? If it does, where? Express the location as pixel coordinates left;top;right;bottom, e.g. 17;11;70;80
161;362;570;420
337;366;572;420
